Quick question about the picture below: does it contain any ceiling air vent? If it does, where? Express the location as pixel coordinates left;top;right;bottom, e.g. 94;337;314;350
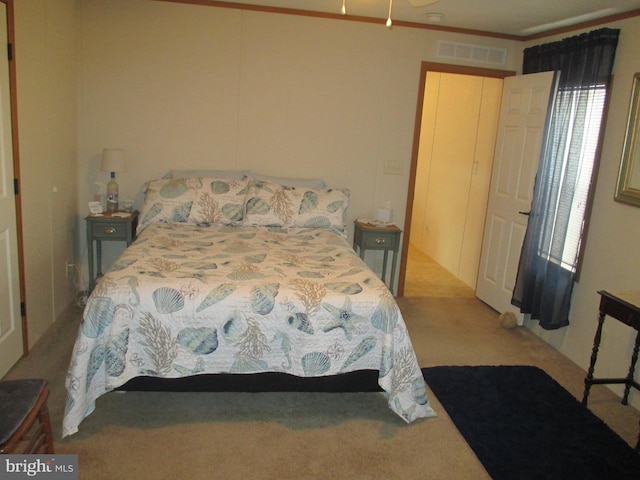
437;40;507;66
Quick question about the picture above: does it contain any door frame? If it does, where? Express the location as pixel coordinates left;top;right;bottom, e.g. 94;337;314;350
397;61;516;297
2;0;28;354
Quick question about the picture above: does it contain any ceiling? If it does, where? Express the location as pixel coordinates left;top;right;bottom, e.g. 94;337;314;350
203;0;640;37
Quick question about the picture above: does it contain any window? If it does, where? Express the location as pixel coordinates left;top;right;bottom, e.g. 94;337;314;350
512;27;619;329
540;84;607;272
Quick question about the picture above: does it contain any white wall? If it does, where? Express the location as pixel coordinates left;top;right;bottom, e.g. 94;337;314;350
523;18;640;409
14;0;80;348
77;0;521;278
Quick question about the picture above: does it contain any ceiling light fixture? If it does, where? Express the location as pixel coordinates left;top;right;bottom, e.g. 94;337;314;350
341;0;346;15
386;0;393;28
425;13;443;23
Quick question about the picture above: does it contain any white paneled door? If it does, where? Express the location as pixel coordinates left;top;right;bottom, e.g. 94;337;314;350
0;2;23;377
476;71;557;320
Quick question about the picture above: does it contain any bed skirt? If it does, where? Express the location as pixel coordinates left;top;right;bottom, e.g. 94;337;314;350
117;370;383;393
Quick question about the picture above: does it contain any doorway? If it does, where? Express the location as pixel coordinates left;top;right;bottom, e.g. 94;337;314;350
0;0;26;377
398;62;515;298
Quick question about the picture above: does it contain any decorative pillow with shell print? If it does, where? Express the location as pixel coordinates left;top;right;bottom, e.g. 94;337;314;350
138;178;199;234
187;177;249;226
243;180;350;232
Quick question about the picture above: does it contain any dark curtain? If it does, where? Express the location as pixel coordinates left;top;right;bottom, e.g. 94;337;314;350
511;28;619;330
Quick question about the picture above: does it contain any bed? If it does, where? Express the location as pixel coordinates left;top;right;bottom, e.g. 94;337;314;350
63;176;436;437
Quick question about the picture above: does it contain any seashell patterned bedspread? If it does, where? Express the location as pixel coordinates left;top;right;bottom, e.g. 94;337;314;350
63;223;436;436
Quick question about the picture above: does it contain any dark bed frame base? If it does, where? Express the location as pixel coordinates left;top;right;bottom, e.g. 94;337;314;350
117;370;383;393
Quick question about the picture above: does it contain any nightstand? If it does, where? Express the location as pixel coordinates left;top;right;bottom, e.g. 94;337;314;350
86;211;138;291
582;290;640;451
353;220;402;294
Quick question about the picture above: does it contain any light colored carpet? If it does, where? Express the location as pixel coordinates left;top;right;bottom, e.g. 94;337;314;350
404;244;475;298
4;296;639;479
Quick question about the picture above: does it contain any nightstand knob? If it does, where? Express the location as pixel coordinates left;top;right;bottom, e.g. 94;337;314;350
375;238;386;244
103;227;116;235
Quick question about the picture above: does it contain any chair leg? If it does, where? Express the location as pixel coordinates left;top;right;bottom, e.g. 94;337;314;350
38;387;54;454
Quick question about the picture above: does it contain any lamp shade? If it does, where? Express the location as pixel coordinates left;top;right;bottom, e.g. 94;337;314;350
101;148;126;173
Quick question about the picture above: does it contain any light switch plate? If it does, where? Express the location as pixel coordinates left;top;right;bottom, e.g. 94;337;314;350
384;160;403;175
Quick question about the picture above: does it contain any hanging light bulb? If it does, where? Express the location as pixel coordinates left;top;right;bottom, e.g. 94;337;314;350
341;0;346;15
386;0;393;28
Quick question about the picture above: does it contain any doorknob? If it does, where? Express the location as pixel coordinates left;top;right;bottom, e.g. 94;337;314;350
518;211;531;216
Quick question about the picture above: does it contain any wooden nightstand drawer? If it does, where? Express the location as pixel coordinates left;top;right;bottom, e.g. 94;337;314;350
361;231;399;250
91;221;129;240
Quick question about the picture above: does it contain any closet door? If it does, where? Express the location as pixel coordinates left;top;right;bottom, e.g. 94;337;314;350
425;73;482;276
0;1;23;377
411;72;501;288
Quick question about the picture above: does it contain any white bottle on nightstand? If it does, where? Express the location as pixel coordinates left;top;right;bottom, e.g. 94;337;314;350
106;172;119;213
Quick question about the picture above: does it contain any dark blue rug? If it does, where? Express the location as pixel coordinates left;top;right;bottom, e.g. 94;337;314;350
422;365;640;480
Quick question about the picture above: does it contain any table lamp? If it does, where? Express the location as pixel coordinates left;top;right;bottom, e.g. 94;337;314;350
101;148;126;213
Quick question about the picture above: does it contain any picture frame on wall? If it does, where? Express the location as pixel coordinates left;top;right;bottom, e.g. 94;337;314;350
615;72;640;207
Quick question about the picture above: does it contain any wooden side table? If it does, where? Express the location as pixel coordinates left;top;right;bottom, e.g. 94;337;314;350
582;290;640;451
86;211;138;291
353;220;402;294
